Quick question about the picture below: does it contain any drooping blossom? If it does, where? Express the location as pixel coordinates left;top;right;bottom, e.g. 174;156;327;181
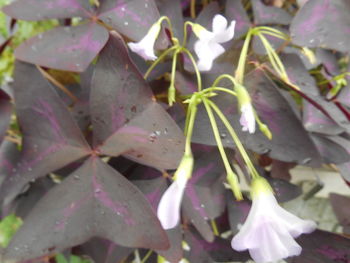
157;154;194;229
231;177;316;263
193;14;236;71
240;104;256;134
128;21;161;61
235;84;256;134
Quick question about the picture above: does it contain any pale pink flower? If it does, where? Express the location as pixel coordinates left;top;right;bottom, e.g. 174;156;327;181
128;22;161;61
231;178;316;263
157;154;193;229
157;175;188;229
239;104;256;134
193;14;236;71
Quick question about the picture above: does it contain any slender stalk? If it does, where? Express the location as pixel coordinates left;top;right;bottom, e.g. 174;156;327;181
36;66;78;103
184;98;198;155
182;48;202;91
190;0;196;18
182;21;194;47
202;98;242;199
144;46;178;79
141;250;153;263
205;99;260;179
168;50;180;105
203;87;237;97
235;29;254;84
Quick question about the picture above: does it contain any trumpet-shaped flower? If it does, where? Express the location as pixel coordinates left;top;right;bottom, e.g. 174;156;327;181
231;177;316;263
193;14;236;71
157;154;194;229
128;21;161;61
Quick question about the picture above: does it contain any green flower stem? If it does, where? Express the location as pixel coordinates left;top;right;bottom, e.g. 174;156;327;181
182;48;202;91
182;21;195;47
212;73;238;88
141;250;153;263
257;32;289;82
256;33;284;77
205;98;260;179
144;45;178;79
210;219;219;236
202;97;243;200
168;50;180;105
203;86;237;97
158;16;175;39
184;96;199;155
235;28;254;84
258;30;289;40
256;26;289;39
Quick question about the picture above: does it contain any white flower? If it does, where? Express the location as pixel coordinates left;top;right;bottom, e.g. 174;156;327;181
157;175;188;229
240;104;256;134
128;22;161;61
157;154;194;229
231;177;316;263
193;15;236;71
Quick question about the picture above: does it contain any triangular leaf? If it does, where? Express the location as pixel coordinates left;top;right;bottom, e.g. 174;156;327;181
290;0;350;52
0;61;91;205
3;0;93;20
90;32;185;170
14;23;109;72
3;157;169;262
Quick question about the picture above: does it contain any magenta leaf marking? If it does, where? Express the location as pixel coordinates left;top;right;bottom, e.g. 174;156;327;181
185;163;215;218
32;98;67;144
92;174;135;226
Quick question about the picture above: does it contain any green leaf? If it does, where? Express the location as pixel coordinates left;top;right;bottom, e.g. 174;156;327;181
55;254;69;263
0;214;23;248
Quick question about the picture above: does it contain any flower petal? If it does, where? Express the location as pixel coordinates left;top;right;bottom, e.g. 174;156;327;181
214;20;236;43
127;23;160;61
194;40;224;71
249;223;301;263
240;104;256;134
157;179;187;229
212;14;228;34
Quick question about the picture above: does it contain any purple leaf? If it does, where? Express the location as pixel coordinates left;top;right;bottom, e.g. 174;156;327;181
14;23;109;72
303;99;345;135
337;82;350;108
98;0;162;41
184;228;250;263
156;0;184;40
0;141;20;188
0;89;12;143
3;157;169;262
270;159;295;181
0;61;91;205
267;177;302;203
329;193;350;235
252;0;292;25
182;145;226;242
310;134;350;164
281;53;320;96
2;0;93;20
79;238;133;263
225;0;251;39
90;32;185;170
133;175;183;262
290;0;350;53
291;230;350;263
227;194;251;236
316;48;341;76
